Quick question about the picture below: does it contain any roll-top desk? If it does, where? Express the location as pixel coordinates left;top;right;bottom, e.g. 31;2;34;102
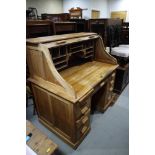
26;32;118;149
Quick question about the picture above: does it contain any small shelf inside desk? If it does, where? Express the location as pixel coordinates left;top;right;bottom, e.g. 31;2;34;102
49;39;95;71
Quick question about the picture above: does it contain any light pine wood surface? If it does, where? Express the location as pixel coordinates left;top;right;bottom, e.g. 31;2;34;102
26;32;118;148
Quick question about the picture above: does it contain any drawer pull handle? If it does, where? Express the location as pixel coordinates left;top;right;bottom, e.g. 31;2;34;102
112;73;115;77
82;116;88;124
109;87;113;91
81;126;87;134
100;81;105;87
110;80;114;84
81;106;88;114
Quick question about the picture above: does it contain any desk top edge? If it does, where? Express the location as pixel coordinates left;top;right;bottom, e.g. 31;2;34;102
26;32;97;44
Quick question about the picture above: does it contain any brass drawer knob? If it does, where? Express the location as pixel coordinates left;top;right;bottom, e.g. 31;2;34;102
82;116;88;124
109;87;113;91
81;106;88;114
81;126;87;134
112;73;115;77
110;80;114;84
100;81;105;87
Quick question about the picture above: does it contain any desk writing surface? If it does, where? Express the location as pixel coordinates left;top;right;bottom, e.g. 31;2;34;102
60;61;118;99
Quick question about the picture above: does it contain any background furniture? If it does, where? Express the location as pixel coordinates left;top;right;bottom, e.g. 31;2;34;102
121;22;129;44
111;11;127;22
69;7;83;19
52;21;77;35
26;7;40;20
26;19;78;38
26;120;58;155
26;20;53;38
111;45;129;93
91;10;100;19
70;19;88;32
114;63;129;93
41;13;70;21
89;18;122;47
26;32;118;148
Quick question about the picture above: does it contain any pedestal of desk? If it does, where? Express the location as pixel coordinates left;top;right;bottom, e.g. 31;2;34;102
91;72;116;112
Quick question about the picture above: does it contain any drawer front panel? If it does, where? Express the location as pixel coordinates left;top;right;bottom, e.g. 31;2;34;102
76;121;90;140
75;98;91;119
76;109;90;129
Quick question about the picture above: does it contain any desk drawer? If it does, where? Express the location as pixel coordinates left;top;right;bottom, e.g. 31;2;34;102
76;124;89;140
75;102;90;140
78;97;91;107
105;73;116;103
75;98;91;119
109;72;116;91
76;109;90;129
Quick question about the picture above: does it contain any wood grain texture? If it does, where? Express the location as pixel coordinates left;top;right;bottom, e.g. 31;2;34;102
26;32;118;148
26;120;58;155
60;61;117;100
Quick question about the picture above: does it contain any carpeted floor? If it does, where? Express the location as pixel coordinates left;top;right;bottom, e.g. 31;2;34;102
26;85;129;155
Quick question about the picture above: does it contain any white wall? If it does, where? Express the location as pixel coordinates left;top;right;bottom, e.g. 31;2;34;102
91;0;109;18
63;0;109;19
26;0;129;21
108;0;129;22
26;0;63;16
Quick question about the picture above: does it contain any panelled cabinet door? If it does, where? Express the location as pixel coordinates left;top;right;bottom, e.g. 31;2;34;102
32;85;54;124
32;85;75;139
51;97;74;138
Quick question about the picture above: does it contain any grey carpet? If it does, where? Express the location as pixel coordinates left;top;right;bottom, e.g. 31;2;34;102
26;85;129;155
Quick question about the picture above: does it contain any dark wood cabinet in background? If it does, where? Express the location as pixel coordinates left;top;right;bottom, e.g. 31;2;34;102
70;19;88;32
53;22;77;35
121;22;129;44
114;64;129;93
26;20;53;38
41;13;70;21
89;18;122;47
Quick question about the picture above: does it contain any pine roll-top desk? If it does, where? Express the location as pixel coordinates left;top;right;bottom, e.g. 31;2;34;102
26;32;118;149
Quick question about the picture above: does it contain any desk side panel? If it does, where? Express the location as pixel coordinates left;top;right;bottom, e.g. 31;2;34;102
32;84;76;141
95;36;118;65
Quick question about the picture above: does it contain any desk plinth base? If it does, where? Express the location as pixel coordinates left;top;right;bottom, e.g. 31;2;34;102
38;118;90;149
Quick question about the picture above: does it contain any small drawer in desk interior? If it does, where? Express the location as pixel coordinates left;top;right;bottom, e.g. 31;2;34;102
78;97;91;107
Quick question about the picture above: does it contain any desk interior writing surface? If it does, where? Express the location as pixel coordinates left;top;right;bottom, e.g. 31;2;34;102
60;61;117;99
